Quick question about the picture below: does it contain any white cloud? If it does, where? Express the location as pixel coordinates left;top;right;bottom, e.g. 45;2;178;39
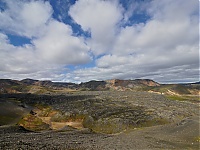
0;32;67;81
0;0;53;38
148;0;198;21
0;33;42;74
96;54;139;68
0;0;198;83
0;0;91;80
20;1;52;29
33;20;91;65
64;57;199;83
64;0;199;83
69;0;123;55
113;0;198;55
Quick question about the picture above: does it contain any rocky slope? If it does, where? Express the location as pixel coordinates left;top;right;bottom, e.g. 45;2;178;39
0;78;199;149
0;91;199;149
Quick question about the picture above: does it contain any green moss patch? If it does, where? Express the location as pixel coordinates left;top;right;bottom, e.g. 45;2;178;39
166;95;200;102
166;95;187;101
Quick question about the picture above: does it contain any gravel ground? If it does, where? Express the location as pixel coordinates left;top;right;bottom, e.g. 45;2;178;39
0;116;199;150
0;91;199;149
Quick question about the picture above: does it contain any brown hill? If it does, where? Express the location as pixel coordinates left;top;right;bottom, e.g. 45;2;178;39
106;79;160;90
0;79;199;97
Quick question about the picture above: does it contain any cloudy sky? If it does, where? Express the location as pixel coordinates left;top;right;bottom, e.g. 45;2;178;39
0;0;199;83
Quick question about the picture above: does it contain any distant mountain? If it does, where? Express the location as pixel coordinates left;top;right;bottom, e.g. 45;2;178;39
106;79;160;90
0;79;77;94
0;78;199;95
186;81;200;85
21;78;39;85
21;78;77;88
79;80;107;91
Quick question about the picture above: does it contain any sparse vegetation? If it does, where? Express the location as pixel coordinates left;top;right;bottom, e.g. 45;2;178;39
0;79;199;149
18;114;50;131
166;95;200;103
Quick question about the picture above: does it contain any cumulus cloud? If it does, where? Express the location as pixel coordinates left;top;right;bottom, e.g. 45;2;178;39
0;33;43;74
33;20;91;64
0;0;198;83
69;0;123;55
0;0;91;80
0;0;53;38
0;32;68;81
65;0;199;83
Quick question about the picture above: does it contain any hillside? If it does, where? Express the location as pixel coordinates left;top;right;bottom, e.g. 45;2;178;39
0;78;199;149
0;78;199;96
0;91;199;149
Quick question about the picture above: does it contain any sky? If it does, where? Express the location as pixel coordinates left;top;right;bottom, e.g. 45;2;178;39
0;0;199;83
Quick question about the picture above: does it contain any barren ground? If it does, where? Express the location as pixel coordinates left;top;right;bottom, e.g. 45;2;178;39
0;91;199;149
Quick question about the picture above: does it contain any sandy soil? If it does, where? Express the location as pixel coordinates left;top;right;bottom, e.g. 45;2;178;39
51;121;83;130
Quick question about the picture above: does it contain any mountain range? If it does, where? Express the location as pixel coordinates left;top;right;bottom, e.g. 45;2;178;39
0;78;199;149
0;78;199;96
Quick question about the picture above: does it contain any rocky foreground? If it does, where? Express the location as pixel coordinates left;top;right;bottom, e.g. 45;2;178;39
0;91;199;149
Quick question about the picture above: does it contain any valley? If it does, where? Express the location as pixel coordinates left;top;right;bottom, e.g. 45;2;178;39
0;79;199;149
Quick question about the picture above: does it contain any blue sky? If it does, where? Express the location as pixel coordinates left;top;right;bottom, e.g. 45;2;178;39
0;0;199;83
